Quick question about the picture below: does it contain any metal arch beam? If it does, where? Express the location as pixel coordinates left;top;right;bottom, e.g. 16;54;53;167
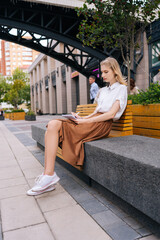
0;18;107;60
0;30;96;77
0;0;110;77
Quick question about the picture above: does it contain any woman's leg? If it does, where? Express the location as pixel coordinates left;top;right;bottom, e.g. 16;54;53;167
44;119;62;176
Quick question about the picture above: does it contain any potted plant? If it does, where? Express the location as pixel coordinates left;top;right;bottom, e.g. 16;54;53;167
128;83;160;138
25;110;36;121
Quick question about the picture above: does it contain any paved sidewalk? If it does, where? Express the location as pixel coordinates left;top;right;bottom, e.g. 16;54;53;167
0;121;112;240
0;117;160;240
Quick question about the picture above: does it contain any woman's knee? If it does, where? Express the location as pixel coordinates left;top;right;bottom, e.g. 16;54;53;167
47;120;62;131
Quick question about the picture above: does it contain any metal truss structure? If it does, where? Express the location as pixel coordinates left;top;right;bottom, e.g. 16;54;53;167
0;0;114;77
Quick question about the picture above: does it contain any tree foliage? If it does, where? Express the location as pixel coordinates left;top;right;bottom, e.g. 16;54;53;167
76;0;160;91
1;68;30;108
128;82;160;104
0;76;11;103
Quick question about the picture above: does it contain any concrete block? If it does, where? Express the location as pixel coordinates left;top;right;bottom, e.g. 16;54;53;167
84;135;160;224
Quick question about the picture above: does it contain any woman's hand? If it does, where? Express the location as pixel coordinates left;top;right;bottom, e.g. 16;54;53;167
71;112;83;119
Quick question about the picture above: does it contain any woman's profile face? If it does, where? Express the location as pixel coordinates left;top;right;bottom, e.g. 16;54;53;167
101;65;116;84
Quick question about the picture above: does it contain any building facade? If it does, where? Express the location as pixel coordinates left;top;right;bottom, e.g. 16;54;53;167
0;40;39;76
28;53;89;114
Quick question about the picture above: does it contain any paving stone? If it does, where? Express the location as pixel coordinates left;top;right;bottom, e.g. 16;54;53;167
0;158;17;168
80;198;108;215
0;224;2;240
92;210;123;227
32;153;45;166
7;127;20;132
23;166;44;179
18;158;42;170
1;195;45;231
37;190;76;212
3;223;55;240
136;227;152;237
60;177;94;203
0;166;23;180
108;204;129;219
123;216;143;229
103;221;141;240
0;177;27;189
93;193;112;207
45;205;112;240
139;235;160;240
0;184;29;199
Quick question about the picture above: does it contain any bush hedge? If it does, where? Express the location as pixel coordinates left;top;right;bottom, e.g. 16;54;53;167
128;83;160;105
12;109;24;113
26;110;35;116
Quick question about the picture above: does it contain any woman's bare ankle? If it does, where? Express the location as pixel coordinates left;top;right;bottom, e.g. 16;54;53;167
44;170;54;176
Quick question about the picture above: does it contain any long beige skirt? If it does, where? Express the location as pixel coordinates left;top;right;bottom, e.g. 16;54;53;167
58;113;112;167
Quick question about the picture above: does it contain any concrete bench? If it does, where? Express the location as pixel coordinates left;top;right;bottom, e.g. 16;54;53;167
32;123;160;224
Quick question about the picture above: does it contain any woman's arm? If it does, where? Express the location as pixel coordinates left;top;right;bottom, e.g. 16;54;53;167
71;110;97;119
74;100;120;124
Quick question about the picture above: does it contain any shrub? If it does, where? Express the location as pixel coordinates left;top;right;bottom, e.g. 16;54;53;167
12;109;24;113
128;83;160;105
26;110;35;116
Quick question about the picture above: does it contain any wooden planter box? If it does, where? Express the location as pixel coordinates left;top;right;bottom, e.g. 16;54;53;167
4;113;10;119
9;113;13;120
11;112;25;120
25;115;36;121
131;104;160;139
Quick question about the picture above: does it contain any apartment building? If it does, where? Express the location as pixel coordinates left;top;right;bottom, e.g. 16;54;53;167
0;40;39;76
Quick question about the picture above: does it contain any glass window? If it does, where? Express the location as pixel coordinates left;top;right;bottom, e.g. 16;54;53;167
22;57;32;60
22;52;32;56
5;42;10;49
152;40;160;67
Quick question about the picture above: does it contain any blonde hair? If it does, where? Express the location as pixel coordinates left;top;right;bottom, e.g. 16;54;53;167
100;57;127;86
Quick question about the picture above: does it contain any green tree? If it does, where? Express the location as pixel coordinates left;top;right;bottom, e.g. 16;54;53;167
0;76;11;103
3;68;30;108
12;67;29;83
76;0;160;92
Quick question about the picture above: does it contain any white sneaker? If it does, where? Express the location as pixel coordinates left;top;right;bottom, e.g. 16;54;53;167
27;185;55;196
31;172;60;192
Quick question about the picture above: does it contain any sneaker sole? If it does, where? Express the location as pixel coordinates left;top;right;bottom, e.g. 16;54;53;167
32;176;60;192
27;185;55;196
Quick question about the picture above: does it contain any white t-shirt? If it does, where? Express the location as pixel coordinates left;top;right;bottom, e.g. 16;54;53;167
94;82;128;120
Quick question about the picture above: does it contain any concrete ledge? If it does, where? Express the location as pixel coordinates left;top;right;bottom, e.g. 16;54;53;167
31;124;160;224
